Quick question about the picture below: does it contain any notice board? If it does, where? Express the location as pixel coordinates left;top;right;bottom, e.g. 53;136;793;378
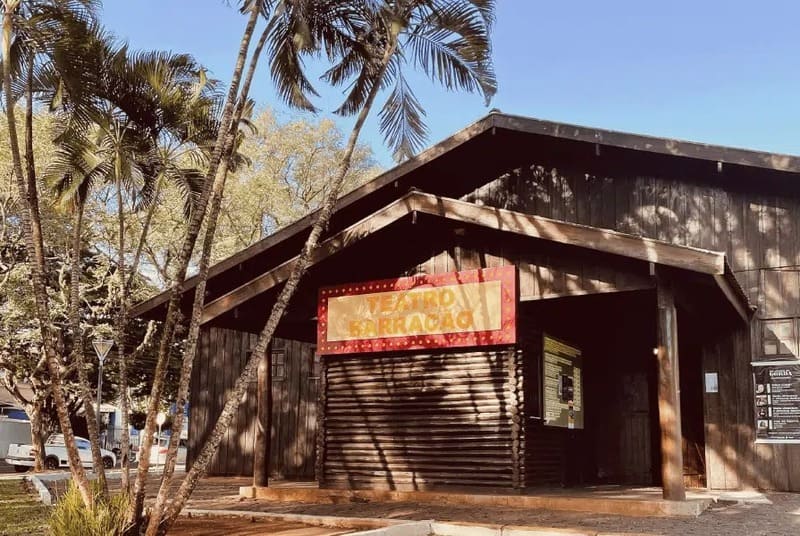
542;335;583;429
753;363;800;444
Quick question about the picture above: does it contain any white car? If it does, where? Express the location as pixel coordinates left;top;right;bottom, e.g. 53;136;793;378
6;434;117;472
148;436;187;466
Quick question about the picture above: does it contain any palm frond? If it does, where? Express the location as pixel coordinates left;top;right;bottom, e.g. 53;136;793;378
379;71;426;162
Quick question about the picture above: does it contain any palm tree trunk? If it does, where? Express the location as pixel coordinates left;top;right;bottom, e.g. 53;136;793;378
68;201;109;497
3;0;94;508
130;4;262;524
143;23;271;536
158;38;399;534
115;179;132;492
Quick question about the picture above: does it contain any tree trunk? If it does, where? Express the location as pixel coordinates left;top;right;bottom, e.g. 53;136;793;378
3;2;94;507
68;202;109;496
115;180;131;492
158;37;398;535
29;402;45;473
130;4;262;525
143;23;271;536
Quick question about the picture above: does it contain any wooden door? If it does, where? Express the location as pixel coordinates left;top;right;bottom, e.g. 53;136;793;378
619;372;654;484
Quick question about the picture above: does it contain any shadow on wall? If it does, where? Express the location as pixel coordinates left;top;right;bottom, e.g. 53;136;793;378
324;348;517;491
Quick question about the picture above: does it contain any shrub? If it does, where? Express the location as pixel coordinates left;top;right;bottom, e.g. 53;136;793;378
49;481;131;536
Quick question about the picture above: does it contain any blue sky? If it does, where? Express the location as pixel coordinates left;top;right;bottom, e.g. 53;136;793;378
101;1;800;167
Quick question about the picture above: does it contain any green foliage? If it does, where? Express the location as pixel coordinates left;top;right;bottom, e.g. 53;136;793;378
49;481;131;536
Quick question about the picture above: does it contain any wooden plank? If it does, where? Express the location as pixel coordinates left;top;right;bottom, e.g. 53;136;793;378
211;328;224;474
701;336;725;489
233;330;247;476
600;177;616;230
615;176;632;234
574;173;589;226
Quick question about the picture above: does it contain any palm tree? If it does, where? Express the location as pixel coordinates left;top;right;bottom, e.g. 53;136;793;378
2;0;101;507
153;0;496;533
46;40;220;495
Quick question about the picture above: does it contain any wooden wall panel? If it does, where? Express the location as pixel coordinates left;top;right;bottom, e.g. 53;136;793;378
188;329;316;478
464;161;800;491
408;226;654;303
321;350;520;491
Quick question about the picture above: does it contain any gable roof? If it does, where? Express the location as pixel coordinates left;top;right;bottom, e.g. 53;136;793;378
132;112;787;320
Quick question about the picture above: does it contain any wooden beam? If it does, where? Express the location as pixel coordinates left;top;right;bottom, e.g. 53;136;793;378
655;273;687;501
253;346;271;487
413;193;726;276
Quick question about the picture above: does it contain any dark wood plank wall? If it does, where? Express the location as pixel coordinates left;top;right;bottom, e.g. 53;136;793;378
188;327;258;476
406;220;653;301
269;337;319;479
320;349;522;490
464;164;800;491
187;329;317;478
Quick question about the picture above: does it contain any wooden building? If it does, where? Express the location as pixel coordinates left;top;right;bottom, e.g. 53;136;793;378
133;112;800;496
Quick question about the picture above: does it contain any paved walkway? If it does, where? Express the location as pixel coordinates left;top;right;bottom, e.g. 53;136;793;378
33;474;800;535
173;479;800;536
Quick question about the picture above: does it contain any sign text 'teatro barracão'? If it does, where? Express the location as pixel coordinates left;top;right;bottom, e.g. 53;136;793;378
316;266;517;355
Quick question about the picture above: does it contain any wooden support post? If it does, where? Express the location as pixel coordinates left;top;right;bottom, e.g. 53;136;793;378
656;275;686;501
253;345;271;488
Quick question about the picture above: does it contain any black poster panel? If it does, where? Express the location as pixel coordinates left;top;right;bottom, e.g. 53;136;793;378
753;364;800;444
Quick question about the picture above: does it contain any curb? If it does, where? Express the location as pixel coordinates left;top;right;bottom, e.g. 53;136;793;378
182;508;409;530
25;474;53;506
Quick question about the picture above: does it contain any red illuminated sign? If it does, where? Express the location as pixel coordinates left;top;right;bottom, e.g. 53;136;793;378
317;266;517;355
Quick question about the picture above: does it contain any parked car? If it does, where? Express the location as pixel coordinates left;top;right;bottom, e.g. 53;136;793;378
148;436;187;466
5;434;117;472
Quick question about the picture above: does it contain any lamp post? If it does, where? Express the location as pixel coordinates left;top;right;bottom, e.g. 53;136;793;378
156;412;166;466
92;339;114;441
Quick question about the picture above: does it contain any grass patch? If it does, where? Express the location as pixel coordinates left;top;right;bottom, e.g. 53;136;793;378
0;480;50;536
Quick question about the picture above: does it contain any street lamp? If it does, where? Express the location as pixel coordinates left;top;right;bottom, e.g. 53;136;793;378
156;412;167;466
92;339;114;440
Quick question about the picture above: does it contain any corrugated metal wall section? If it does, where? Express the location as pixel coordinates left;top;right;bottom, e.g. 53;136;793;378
320;349;522;490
